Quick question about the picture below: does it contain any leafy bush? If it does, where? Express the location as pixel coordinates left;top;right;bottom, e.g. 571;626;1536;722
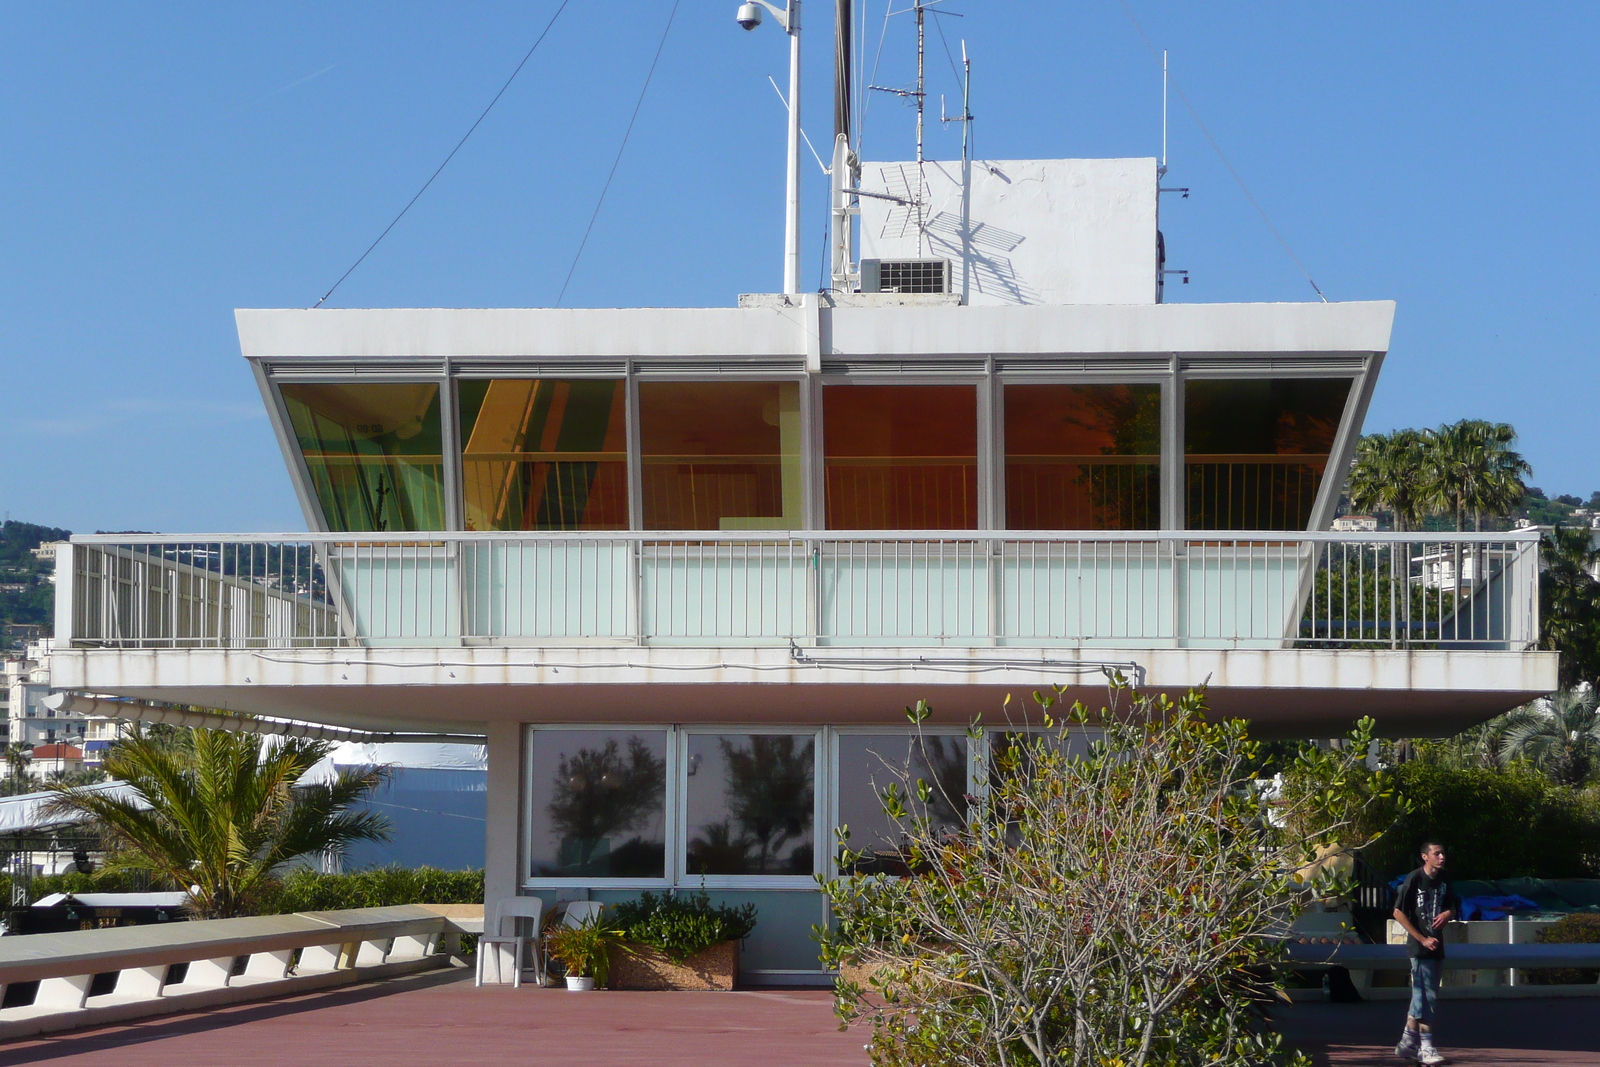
820;687;1389;1067
1526;913;1600;985
263;867;484;914
1361;764;1600;880
609;891;757;962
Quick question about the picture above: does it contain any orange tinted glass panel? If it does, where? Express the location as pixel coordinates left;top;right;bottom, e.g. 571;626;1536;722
639;381;802;531
1005;384;1161;530
824;385;977;530
1185;378;1351;530
458;379;628;531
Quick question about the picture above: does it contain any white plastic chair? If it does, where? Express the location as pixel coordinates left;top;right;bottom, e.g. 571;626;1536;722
476;896;545;988
542;900;605;980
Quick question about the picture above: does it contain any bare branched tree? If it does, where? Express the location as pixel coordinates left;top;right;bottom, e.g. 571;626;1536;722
820;682;1395;1067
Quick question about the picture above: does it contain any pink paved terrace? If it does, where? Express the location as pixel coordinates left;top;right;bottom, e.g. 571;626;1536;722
3;971;1598;1067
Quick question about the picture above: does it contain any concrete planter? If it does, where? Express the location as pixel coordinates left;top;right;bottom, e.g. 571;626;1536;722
608;940;739;990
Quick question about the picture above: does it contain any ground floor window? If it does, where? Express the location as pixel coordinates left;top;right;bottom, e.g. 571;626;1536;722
524;724;1099;889
684;733;816;877
524;728;669;879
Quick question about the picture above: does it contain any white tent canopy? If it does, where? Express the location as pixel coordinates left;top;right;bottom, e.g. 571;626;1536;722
297;742;486;786
0;781;146;835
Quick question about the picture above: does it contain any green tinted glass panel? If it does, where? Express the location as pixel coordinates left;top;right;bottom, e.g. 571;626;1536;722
458;379;628;531
1005;383;1161;530
639;381;802;531
1184;378;1352;530
280;382;445;532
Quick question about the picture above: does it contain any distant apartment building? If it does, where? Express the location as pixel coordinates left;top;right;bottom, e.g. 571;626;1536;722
1332;514;1378;532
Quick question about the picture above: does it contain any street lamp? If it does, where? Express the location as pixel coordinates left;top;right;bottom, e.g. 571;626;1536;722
737;0;802;295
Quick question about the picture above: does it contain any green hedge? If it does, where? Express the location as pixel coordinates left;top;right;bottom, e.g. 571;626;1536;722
1527;913;1600;985
0;867;485;912
262;867;485;914
1363;764;1600;881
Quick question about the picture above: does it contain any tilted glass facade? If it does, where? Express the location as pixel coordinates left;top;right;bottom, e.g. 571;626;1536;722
280;382;446;532
272;368;1360;534
1184;378;1352;531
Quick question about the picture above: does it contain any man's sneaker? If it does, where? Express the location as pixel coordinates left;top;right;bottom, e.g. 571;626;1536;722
1417;1043;1447;1065
1394;1031;1420;1061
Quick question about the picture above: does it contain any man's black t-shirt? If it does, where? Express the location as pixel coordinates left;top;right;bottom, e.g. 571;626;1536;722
1395;867;1459;960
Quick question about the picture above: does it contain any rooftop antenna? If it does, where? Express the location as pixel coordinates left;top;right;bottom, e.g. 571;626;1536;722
1160;48;1168;178
831;0;858;292
939;39;973;302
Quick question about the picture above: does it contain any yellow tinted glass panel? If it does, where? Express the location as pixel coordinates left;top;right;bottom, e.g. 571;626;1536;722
458;379;628;531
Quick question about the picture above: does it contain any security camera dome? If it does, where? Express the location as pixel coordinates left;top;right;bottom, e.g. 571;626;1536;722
736;3;763;30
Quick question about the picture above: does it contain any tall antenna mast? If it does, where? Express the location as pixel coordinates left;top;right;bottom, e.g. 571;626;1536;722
1160;48;1168;176
914;0;926;166
831;0;857;292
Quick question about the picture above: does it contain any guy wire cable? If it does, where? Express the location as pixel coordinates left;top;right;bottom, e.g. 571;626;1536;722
312;0;572;308
1114;0;1329;303
556;0;682;307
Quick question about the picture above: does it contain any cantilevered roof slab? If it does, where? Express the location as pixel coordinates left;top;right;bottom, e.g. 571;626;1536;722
50;645;1555;741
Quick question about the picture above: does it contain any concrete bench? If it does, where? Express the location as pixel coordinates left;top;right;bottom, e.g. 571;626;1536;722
0;905;452;1040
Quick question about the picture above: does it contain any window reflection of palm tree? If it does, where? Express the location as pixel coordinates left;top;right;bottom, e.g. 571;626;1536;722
546;738;665;876
689;736;814;875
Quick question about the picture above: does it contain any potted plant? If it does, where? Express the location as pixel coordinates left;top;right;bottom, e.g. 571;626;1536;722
544;915;625;991
607;892;758;990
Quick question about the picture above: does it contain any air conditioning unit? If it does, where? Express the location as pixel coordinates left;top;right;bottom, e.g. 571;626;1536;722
859;258;951;295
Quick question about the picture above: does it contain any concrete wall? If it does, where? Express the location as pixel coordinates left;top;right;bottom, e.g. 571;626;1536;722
859;157;1159;306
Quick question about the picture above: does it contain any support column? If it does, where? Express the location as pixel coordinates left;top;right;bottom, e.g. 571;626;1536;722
483;720;523;922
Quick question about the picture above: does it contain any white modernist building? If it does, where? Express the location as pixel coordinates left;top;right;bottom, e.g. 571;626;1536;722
46;155;1554;982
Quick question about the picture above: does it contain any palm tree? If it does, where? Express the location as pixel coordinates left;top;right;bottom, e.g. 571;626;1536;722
1347;429;1428;531
1541;525;1600;688
1498;686;1600;786
1422;419;1531;531
46;728;391;918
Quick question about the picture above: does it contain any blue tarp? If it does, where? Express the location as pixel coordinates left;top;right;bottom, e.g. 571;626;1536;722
1458;894;1540;921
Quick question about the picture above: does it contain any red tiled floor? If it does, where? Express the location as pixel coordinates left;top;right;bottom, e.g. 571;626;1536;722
5;971;1596;1067
0;969;869;1067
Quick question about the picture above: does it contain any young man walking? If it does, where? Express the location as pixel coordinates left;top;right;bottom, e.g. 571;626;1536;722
1391;841;1458;1064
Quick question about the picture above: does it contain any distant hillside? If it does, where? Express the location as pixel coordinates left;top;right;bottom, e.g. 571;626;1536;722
0;520;71;650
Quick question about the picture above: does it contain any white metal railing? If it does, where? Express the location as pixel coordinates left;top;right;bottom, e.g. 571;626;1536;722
0;905;453;1039
63;531;1541;652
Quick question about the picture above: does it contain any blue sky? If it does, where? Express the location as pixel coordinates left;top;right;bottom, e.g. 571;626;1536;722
1;2;1595;532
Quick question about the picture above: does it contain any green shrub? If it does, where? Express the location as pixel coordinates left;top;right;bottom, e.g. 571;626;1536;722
609;892;757;962
1526;913;1600;985
20;869;152;903
264;867;484;914
1362;764;1600;880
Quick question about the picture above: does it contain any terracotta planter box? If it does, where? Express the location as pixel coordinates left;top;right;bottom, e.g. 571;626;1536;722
608;940;739;990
